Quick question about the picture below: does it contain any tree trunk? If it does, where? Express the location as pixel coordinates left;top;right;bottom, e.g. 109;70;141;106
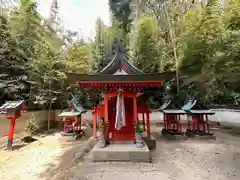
48;102;52;131
48;82;52;132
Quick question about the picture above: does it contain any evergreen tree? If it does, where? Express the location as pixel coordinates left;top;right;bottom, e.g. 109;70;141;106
91;18;109;72
48;0;60;31
131;15;164;73
0;15;27;101
9;0;41;59
109;0;132;34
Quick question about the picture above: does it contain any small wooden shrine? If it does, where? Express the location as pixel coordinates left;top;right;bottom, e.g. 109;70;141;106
159;99;185;135
0;100;26;150
58;94;86;137
67;43;175;146
181;99;215;137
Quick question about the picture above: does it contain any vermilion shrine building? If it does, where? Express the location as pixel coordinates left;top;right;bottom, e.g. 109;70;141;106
67;44;175;145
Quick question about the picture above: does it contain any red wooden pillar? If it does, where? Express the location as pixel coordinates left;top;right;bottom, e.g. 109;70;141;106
7;116;16;150
93;112;97;139
192;115;195;131
206;114;210;133
178;115;182;132
142;113;146;130
63;117;66;132
79;115;82;131
196;115;200;132
163;114;167;129
104;93;109;140
146;112;150;137
133;94;137;123
133;93;137;140
137;114;139;124
202;114;205;131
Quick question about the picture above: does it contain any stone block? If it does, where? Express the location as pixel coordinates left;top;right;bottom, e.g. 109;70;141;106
143;136;156;150
92;146;108;162
91;142;151;162
107;150;130;161
129;151;150;163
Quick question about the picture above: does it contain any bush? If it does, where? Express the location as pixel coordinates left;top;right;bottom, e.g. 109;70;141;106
135;122;144;133
24;113;39;136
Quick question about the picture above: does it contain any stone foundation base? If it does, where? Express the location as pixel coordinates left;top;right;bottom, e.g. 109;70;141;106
92;141;150;162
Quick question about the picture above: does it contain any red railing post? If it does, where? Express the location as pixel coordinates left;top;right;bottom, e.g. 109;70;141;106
7;116;16;150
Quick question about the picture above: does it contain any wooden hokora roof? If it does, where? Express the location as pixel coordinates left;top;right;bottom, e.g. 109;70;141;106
99;43;144;75
181;99;215;114
0;100;25;111
58;94;86;117
159;99;185;114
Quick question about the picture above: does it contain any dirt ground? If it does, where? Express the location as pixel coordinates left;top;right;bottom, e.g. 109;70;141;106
0;129;240;180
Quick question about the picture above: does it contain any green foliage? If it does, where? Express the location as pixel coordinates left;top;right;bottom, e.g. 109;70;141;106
131;15;164;73
29;40;67;107
177;1;240;103
109;0;132;34
66;43;91;73
135;122;144;133
9;0;42;59
91;18;114;72
0;15;28;101
1;0;240;109
24;113;39;136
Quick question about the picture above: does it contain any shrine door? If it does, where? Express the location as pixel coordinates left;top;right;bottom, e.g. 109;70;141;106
108;96;135;141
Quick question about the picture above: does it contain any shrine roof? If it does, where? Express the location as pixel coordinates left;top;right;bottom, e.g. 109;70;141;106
159;100;171;111
187;110;215;114
0;100;24;110
66;42;176;87
181;99;215;114
58;111;82;117
67;72;176;84
181;99;208;110
99;42;143;75
159;99;183;112
162;109;186;114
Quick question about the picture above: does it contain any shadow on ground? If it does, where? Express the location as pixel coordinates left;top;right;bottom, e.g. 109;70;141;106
37;127;94;180
221;126;240;137
12;144;27;151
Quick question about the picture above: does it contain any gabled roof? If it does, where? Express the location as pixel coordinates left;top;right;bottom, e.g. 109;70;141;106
58;94;86;117
159;99;185;114
182;99;208;111
98;43;144;75
0;100;25;110
181;99;215;114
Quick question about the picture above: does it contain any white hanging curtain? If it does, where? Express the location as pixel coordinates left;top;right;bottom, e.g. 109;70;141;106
115;91;126;130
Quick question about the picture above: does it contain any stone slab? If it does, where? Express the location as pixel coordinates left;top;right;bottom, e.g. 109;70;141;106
92;142;150;162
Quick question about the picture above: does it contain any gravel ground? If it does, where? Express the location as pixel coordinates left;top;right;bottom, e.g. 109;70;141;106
75;130;240;180
0;129;240;180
